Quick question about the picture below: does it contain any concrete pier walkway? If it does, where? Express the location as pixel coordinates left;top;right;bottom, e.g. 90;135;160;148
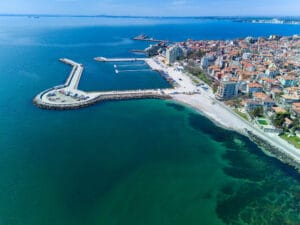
94;57;147;62
60;58;83;89
33;58;172;110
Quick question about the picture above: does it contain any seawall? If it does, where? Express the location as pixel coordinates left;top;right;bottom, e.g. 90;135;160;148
33;92;172;110
246;130;300;173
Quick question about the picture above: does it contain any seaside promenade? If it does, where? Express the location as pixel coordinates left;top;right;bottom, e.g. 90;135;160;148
145;56;300;168
165;70;300;170
145;56;300;169
174;93;300;165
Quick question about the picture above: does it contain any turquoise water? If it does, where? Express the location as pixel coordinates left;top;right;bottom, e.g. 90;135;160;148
0;16;299;225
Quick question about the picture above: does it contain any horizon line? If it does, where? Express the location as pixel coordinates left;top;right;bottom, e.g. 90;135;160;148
0;13;300;18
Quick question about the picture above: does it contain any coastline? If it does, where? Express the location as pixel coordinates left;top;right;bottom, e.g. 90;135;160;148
171;93;300;173
142;57;300;172
32;56;300;172
4;17;300;225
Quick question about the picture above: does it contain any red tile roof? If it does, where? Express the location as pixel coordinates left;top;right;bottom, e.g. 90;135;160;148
248;83;263;88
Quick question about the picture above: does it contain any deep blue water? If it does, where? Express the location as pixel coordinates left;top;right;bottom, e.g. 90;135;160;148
0;16;299;225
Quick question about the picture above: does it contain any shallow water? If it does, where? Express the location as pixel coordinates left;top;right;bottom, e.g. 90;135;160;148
0;16;299;225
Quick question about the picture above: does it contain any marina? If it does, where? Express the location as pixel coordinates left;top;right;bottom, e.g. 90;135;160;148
4;16;300;225
33;57;175;110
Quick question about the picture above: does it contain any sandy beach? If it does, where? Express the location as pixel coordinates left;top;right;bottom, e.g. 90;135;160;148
173;93;300;165
147;57;300;169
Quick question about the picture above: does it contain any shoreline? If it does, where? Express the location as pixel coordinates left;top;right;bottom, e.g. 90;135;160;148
32;56;300;172
171;97;241;133
171;94;300;173
143;57;300;172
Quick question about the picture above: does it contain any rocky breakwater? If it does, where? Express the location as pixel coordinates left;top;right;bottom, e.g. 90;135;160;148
245;129;300;173
33;90;171;110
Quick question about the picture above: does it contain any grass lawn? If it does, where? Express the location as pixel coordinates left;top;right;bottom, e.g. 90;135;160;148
234;109;249;121
197;73;212;85
280;134;300;149
191;77;200;84
258;119;268;126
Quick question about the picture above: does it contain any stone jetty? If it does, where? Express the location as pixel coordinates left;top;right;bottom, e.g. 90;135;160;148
33;58;173;110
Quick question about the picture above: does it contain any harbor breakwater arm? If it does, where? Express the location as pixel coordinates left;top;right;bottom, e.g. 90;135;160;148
60;58;83;89
33;58;173;110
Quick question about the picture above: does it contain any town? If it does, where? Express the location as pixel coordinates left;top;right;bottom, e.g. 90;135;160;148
145;34;300;149
34;33;300;165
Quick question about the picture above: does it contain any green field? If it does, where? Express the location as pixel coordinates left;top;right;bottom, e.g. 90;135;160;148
280;134;300;149
234;109;249;121
258;119;268;125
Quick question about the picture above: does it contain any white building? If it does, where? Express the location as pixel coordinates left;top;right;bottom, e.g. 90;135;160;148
165;45;184;65
216;78;238;100
200;55;215;69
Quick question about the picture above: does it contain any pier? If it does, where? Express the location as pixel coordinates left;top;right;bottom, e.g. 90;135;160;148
60;58;83;89
115;69;152;73
130;50;147;54
33;58;172;110
133;38;168;43
94;57;147;62
132;34;169;43
95;57;180;87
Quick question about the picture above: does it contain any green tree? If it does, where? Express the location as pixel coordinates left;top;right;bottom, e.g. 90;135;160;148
291;118;300;134
272;112;289;128
250;106;263;118
196;50;205;58
274;92;283;101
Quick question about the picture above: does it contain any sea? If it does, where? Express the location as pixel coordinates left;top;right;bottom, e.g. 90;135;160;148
0;16;299;225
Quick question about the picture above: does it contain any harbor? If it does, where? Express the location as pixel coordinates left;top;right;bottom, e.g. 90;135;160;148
33;56;300;170
33;57;176;110
4;14;300;225
95;57;181;87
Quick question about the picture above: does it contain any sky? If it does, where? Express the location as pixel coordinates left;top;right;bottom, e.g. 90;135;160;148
0;0;299;17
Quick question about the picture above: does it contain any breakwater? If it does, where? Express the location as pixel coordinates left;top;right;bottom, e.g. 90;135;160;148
33;58;175;110
33;92;171;110
245;129;300;173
